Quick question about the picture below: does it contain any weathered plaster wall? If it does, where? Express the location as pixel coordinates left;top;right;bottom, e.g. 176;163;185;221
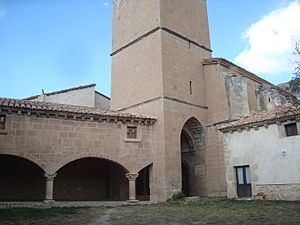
224;73;249;119
223;122;300;200
32;87;96;108
204;62;294;123
95;93;110;110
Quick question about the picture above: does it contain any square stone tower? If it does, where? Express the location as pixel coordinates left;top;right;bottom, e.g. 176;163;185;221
111;0;226;201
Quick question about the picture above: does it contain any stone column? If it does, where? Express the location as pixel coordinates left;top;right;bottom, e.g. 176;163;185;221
126;173;139;202
44;173;57;203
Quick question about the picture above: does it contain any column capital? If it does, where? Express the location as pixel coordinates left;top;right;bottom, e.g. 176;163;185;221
126;173;139;181
44;173;57;181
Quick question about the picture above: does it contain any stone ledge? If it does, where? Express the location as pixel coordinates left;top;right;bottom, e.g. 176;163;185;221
124;138;141;143
0;130;7;135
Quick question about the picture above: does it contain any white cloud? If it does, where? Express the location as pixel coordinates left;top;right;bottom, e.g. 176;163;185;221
103;2;109;7
234;1;300;75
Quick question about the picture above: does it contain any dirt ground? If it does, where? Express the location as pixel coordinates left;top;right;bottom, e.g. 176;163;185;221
1;199;300;225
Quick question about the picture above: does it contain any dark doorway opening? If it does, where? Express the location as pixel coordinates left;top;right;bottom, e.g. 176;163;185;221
180;117;205;196
181;163;190;196
0;154;45;201
136;165;151;201
235;165;252;198
54;158;128;201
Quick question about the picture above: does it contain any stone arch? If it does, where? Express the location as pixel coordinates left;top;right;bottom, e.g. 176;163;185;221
0;151;46;172
180;117;206;196
54;157;129;201
54;153;129;174
181;117;205;153
0;154;45;201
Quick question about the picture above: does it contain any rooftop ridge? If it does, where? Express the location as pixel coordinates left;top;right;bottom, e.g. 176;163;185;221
203;58;297;100
219;103;300;132
0;98;156;122
22;83;97;100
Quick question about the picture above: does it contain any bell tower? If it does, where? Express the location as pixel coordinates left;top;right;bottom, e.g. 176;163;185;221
111;0;211;110
111;0;224;201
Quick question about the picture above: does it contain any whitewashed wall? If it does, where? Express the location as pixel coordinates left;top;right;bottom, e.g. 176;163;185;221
30;87;111;109
95;92;110;109
223;122;300;200
33;86;95;107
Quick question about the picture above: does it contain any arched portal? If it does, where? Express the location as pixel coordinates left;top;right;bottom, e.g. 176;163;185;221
136;164;152;201
180;117;205;196
54;158;129;201
0;154;45;201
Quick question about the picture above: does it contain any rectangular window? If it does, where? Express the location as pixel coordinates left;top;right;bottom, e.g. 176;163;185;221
127;126;137;139
285;123;298;137
0;115;5;130
236;167;244;185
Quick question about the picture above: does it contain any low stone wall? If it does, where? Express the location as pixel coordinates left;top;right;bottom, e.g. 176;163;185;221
256;183;300;201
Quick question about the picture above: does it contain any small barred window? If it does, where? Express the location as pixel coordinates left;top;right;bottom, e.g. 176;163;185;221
127;126;137;139
0;115;6;130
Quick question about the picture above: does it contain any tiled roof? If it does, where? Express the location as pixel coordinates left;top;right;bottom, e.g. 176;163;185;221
0;98;156;122
203;58;297;100
219;103;300;132
23;83;97;100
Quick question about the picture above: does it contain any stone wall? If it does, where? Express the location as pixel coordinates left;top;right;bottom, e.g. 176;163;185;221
0;112;154;201
0;113;154;173
256;183;300;201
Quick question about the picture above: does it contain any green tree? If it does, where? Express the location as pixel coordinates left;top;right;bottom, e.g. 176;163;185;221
290;40;300;92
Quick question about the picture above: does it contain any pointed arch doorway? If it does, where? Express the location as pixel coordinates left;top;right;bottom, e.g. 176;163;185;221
180;117;205;196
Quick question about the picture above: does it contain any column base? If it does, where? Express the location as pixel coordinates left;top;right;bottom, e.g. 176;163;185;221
127;199;139;203
43;200;55;203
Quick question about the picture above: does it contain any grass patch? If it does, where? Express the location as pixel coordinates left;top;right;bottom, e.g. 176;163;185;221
0;199;299;225
108;198;300;225
0;207;78;220
168;192;185;201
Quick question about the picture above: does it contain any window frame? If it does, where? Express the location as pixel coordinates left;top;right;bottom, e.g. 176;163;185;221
278;121;300;138
0;115;6;130
284;122;299;137
235;165;252;198
126;125;138;139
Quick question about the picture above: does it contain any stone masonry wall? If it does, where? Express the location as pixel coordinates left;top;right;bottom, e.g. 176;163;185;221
0;113;154;175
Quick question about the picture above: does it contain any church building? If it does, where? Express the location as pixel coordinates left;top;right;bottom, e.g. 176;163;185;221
0;0;298;203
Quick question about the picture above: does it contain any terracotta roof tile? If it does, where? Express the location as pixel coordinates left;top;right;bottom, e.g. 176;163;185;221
219;103;300;132
0;98;156;121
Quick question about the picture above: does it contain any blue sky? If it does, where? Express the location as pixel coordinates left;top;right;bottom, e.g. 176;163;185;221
0;0;299;99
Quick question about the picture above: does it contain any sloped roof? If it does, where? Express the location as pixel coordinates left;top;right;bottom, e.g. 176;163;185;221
0;98;156;122
203;58;297;100
22;83;97;100
219;103;300;132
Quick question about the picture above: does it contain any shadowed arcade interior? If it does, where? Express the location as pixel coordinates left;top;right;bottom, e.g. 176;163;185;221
136;164;151;201
0;154;45;201
53;158;129;201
